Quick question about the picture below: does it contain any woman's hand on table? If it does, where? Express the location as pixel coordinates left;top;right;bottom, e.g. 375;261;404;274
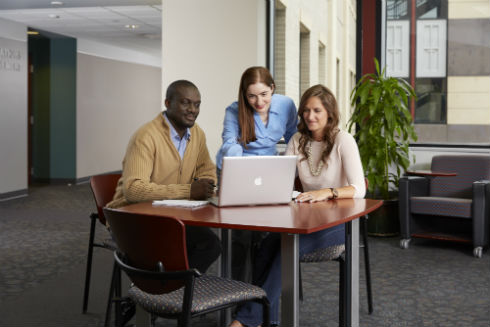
295;189;331;203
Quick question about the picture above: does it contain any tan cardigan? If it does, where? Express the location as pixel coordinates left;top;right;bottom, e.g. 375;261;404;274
107;113;216;208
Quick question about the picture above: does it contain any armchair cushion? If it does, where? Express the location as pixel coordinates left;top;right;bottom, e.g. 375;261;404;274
410;196;472;218
128;275;266;316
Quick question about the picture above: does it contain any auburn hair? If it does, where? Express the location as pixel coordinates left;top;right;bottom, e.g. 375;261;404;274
237;66;275;147
297;84;340;165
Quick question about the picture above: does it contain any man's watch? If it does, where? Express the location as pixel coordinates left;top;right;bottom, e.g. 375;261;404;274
330;188;339;199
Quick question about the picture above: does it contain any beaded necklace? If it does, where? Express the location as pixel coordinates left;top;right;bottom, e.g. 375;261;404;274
306;141;325;176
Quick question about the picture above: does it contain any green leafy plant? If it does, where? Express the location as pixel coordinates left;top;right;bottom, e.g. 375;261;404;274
348;58;417;199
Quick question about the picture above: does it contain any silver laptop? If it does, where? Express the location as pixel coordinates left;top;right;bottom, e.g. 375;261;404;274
209;155;297;207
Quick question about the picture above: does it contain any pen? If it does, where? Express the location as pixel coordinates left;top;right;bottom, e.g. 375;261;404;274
193;177;217;188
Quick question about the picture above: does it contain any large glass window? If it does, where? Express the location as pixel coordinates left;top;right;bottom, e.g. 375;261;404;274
383;0;490;144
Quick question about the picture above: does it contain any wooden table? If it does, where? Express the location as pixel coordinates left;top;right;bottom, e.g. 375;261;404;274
118;199;383;327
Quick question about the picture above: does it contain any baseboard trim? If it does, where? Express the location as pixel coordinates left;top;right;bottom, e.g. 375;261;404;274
0;189;28;202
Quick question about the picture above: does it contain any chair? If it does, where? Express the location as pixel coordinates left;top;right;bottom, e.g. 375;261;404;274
399;154;490;258
296;177;373;321
82;173;123;326
103;208;271;327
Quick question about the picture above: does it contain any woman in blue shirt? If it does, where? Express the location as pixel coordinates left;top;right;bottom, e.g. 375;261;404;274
216;66;298;285
216;66;298;170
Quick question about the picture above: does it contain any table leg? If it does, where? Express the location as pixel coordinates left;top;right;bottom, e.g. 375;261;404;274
345;220;359;327
280;233;299;326
219;229;232;326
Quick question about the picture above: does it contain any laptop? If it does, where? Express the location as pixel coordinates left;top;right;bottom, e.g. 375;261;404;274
209;155;297;207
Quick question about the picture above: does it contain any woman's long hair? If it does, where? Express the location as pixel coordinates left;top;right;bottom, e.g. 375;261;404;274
237;66;275;147
297;84;340;164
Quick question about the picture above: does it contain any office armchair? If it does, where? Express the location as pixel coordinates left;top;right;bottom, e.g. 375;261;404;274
399;154;490;258
103;208;271;327
82;173;123;326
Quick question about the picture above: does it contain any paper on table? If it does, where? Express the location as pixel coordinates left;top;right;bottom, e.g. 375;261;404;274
152;200;209;208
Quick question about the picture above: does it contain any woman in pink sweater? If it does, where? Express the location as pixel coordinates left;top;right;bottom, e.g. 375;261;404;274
229;84;365;327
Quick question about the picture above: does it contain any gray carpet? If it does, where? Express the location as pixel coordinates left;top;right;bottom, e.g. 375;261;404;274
0;182;489;326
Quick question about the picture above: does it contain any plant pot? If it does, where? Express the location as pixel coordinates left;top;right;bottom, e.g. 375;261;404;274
367;198;399;237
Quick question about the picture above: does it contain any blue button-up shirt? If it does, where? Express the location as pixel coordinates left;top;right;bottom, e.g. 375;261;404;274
163;112;191;159
216;93;298;169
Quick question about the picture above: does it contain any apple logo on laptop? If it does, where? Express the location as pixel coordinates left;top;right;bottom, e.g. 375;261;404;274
254;176;263;186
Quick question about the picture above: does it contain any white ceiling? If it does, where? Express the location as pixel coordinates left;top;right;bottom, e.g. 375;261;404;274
0;0;162;55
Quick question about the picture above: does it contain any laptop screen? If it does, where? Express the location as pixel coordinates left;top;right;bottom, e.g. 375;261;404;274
214;155;297;207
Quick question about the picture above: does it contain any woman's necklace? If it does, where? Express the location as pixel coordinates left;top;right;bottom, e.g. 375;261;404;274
306;141;324;176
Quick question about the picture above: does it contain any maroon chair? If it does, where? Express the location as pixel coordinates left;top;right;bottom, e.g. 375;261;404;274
103;208;271;327
82;173;122;326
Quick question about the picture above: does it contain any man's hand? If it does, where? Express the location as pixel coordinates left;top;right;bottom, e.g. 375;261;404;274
190;178;215;200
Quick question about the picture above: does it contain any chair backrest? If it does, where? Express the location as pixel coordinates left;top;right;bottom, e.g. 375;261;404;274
90;173;121;225
103;208;189;294
430;155;490;198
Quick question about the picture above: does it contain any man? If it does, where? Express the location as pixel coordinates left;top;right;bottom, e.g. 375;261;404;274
108;80;221;273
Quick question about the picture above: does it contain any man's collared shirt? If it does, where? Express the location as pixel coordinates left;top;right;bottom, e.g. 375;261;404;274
163;112;191;159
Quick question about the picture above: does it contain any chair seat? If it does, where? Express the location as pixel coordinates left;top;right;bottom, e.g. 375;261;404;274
411;196;472;218
300;244;345;263
128;275;266;316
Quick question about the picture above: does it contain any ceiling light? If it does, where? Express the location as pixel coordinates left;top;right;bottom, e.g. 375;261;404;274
50;1;64;5
27;31;39;35
49;13;60;19
125;24;139;30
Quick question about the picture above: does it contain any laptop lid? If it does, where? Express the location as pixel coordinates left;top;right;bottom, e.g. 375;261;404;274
213;155;297;207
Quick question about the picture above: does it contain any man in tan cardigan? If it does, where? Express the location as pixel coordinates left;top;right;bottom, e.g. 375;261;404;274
108;80;221;273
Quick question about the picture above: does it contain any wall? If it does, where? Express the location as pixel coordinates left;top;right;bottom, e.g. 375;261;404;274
274;0;357;130
76;53;162;179
161;0;267;162
29;33;77;182
0;18;27;197
409;146;490;170
0;16;162;197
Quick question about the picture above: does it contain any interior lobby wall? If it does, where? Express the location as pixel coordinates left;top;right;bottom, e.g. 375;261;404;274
76;53;162;179
0;18;27;197
161;0;267;162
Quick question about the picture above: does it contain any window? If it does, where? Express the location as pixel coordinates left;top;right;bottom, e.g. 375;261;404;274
382;0;490;145
299;23;310;97
318;42;326;85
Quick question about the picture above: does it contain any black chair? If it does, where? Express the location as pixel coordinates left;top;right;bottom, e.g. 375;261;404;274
103;208;271;327
82;173;123;326
296;177;373;320
399;154;490;257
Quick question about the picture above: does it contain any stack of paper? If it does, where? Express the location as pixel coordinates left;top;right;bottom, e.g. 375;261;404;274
152;200;209;208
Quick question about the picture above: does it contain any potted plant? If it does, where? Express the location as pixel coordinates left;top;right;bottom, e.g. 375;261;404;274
348;58;417;236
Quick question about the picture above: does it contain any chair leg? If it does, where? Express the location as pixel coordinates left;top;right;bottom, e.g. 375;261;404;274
362;216;374;314
83;214;97;313
104;260;118;327
299;262;303;301
115;264;122;327
261;297;271;327
338;256;345;327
